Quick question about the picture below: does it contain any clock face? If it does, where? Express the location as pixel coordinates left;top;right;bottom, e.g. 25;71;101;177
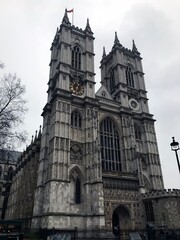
129;98;140;111
69;81;84;96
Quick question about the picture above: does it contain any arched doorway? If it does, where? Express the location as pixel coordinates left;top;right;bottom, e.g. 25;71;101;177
112;205;131;239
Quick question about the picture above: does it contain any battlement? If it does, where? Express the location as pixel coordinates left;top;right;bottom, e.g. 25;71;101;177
142;189;180;199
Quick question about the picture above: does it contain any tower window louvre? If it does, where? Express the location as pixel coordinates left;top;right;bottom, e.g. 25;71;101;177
126;65;134;88
72;46;81;70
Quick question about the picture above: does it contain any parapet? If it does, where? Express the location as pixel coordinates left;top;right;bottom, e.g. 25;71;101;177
141;189;180;200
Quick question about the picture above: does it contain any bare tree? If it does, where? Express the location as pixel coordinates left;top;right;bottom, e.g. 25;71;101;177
0;66;28;150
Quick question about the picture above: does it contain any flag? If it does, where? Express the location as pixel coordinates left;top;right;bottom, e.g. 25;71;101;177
67;9;73;13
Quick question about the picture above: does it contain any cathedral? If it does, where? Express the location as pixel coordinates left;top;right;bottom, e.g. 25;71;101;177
5;10;180;239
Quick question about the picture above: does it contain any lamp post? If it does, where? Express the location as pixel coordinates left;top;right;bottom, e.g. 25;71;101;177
170;137;180;174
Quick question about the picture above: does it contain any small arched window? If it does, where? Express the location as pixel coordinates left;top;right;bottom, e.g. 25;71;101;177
8;167;13;181
75;178;81;204
125;65;134;88
71;110;82;129
72;46;81;70
102;91;106;97
134;124;142;140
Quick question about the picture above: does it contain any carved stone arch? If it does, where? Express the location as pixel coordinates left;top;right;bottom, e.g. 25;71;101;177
69;165;84;181
70;41;85;53
112;204;132;237
112;203;132;219
125;61;134;71
99;114;121;136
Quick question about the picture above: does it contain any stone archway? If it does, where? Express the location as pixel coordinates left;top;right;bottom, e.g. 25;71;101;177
112;205;132;239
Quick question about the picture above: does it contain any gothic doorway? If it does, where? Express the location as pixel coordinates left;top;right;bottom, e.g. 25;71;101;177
112;205;131;239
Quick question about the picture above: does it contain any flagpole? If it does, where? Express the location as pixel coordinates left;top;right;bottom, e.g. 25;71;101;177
72;8;74;25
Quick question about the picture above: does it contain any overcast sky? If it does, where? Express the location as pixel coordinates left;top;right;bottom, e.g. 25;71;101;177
0;0;180;189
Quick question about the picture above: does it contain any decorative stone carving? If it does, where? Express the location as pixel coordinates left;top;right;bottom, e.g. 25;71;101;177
70;144;83;164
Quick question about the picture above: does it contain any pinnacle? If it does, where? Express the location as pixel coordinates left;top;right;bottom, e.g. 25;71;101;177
62;9;71;25
85;18;93;34
102;46;106;58
132;39;140;55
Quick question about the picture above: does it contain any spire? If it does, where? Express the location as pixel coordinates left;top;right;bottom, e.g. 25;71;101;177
38;125;42;139
62;9;71;25
114;31;119;44
34;130;38;141
85;18;93;35
132;39;140;55
132;39;137;51
112;31;122;50
31;135;34;145
102;46;106;58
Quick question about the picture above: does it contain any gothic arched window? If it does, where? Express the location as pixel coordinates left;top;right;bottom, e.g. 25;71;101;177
72;46;81;70
125;65;134;88
100;117;121;171
134;124;142;140
69;169;82;204
110;70;115;92
75;178;81;204
71;110;82;129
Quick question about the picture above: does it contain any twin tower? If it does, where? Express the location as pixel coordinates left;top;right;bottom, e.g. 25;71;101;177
9;10;164;238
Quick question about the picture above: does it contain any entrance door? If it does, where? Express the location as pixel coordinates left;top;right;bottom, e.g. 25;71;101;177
112;206;131;239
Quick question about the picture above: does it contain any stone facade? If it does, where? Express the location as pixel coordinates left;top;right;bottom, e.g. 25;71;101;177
5;9;180;239
5;129;41;229
142;189;180;230
0;150;20;219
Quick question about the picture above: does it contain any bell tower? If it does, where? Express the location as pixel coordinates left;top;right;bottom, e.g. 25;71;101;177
47;10;95;103
32;10;105;238
99;32;164;192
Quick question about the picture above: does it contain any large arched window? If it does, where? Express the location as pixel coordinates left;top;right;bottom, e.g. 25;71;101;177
72;46;81;70
71;110;82;129
100;117;121;171
125;65;134;88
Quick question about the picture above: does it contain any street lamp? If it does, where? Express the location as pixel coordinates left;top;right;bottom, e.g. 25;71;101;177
170;137;180;174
